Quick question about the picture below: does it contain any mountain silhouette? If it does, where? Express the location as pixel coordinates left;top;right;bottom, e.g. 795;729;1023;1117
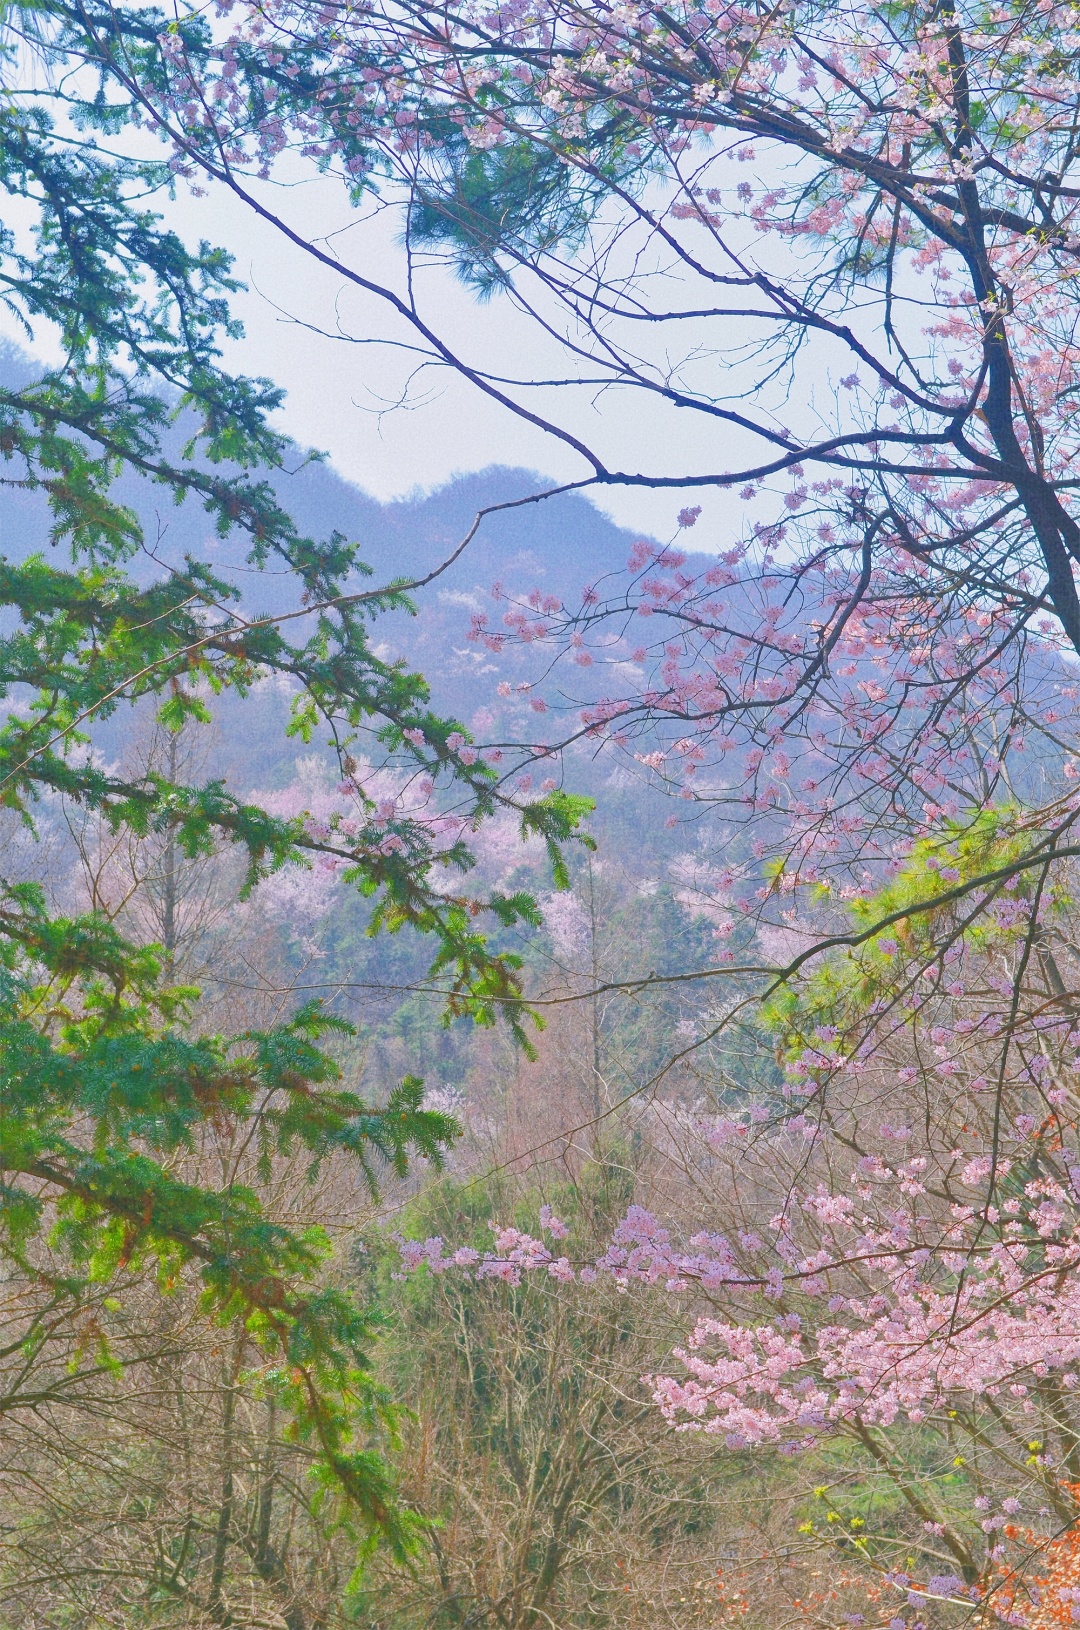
0;344;679;753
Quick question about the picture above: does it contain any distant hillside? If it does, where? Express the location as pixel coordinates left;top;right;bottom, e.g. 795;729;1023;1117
0;345;694;789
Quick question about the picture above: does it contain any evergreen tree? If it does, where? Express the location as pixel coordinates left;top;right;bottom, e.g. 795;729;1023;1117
0;0;588;1548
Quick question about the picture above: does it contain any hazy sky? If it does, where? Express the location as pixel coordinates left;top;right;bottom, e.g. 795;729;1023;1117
182;172;719;542
6;160;744;543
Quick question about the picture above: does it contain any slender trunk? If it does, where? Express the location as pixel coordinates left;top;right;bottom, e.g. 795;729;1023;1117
850;1419;977;1582
251;1399;307;1630
208;1399;235;1621
587;859;603;1147
208;1339;242;1623
161;730;179;964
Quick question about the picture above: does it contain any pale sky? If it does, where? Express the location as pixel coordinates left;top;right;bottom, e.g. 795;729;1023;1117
183;171;721;541
5;159;749;543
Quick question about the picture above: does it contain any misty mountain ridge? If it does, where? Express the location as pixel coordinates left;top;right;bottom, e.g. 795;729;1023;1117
0;344;699;764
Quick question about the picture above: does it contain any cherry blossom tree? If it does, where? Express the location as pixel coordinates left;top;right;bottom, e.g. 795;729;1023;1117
391;824;1080;1619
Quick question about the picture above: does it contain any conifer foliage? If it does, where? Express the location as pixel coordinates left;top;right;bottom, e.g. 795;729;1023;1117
0;0;590;1545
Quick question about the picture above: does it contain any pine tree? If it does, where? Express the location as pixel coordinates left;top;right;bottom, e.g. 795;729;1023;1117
0;0;589;1548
